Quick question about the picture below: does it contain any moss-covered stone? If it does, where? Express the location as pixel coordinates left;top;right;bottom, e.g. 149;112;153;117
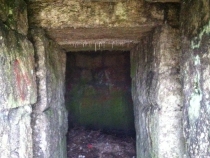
30;28;68;158
0;23;37;111
0;0;28;35
181;1;210;157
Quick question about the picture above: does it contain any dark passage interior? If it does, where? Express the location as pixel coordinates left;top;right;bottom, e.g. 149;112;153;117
65;50;136;157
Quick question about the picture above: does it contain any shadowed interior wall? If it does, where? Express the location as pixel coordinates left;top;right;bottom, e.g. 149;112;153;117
65;51;135;134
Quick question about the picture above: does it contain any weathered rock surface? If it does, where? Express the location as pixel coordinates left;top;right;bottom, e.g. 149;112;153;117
1;0;210;157
28;0;162;29
27;0;180;51
146;0;180;2
0;0;28;35
131;25;183;158
0;105;33;158
0;23;37;111
30;29;68;158
153;26;183;158
181;0;210;157
0;1;36;157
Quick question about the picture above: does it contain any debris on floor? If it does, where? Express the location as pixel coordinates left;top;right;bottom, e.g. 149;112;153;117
67;127;136;158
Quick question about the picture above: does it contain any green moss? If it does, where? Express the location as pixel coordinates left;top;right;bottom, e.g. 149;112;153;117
191;20;210;49
67;87;134;132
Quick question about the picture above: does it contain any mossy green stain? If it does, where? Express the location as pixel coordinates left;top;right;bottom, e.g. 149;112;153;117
191;20;210;49
67;86;134;132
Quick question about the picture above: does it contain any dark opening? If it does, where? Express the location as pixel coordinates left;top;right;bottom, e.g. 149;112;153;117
65;50;136;157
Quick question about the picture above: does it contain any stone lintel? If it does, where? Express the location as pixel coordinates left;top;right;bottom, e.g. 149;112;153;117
145;0;180;3
46;26;156;51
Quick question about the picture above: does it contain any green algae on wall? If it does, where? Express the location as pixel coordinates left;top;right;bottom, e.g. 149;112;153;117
191;20;210;49
66;51;135;134
0;0;28;35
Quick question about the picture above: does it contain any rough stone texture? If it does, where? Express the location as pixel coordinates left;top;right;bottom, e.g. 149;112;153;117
153;26;184;158
66;51;134;134
146;0;180;2
181;0;210;157
46;27;152;51
181;0;209;40
27;0;180;51
0;4;36;157
30;29;68;158
131;25;183;158
0;105;33;158
131;33;156;158
28;0;162;29
0;23;37;111
32;107;68;158
4;0;210;158
0;0;28;35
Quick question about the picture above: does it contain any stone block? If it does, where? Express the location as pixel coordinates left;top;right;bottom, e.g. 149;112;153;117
91;56;102;68
0;23;37;111
30;28;68;158
75;54;90;68
180;2;210;155
32;105;68;158
0;0;28;35
131;25;183;157
81;70;92;82
28;0;160;29
0;0;9;22
51;137;67;158
31;29;66;112
145;0;180;2
0;105;33;158
104;55;118;67
104;68;127;84
76;54;102;69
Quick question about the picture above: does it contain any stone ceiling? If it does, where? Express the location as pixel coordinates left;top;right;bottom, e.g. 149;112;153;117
28;0;180;51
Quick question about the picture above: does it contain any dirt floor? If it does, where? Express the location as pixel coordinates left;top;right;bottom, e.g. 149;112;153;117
67;127;136;158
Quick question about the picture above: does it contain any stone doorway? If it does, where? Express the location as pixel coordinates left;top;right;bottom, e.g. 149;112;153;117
65;50;136;157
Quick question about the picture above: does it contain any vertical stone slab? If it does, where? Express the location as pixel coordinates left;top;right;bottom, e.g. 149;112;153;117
30;29;68;158
180;0;210;157
0;105;33;158
131;33;159;158
153;25;184;158
0;12;36;158
131;25;183;158
0;23;37;111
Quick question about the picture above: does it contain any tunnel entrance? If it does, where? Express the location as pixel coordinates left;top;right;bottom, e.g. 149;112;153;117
65;50;136;157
